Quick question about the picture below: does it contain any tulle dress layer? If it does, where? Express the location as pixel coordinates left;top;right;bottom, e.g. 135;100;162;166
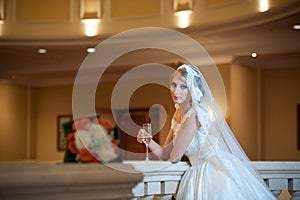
172;109;276;200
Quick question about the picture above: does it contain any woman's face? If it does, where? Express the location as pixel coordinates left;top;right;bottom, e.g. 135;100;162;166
170;72;190;105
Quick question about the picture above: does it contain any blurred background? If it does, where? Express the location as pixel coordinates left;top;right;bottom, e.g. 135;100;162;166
0;0;299;162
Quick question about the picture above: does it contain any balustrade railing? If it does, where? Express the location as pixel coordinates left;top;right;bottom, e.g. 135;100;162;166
125;161;300;200
0;161;299;200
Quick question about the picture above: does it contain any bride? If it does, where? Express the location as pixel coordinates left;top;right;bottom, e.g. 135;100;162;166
137;64;276;199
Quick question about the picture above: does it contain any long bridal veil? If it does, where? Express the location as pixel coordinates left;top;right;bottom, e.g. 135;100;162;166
178;64;270;191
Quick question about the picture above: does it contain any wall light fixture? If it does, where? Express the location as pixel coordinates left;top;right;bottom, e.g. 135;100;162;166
0;0;4;23
80;0;101;37
174;0;193;29
259;0;269;12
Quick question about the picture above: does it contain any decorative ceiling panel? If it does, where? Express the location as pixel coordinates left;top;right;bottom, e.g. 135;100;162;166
206;0;239;7
111;0;161;18
15;0;71;21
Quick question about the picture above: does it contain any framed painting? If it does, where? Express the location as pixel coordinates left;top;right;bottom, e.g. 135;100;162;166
57;114;73;151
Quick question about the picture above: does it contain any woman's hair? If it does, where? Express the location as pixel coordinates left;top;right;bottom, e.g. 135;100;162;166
173;66;205;97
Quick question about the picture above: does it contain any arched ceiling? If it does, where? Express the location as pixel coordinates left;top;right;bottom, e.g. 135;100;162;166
0;0;299;86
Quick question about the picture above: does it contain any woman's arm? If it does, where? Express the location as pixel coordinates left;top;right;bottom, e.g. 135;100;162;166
137;110;181;161
169;113;198;163
148;128;174;160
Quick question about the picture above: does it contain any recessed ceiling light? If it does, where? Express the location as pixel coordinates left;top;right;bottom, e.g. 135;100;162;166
293;24;300;30
87;48;96;53
38;48;47;54
251;52;257;58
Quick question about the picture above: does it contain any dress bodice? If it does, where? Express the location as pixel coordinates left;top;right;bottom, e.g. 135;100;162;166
171;108;208;163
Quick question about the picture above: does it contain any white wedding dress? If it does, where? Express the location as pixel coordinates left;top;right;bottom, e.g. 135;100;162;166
172;108;276;200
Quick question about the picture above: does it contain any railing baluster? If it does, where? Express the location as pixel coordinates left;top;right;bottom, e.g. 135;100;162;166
127;161;300;200
289;190;300;200
289;178;300;200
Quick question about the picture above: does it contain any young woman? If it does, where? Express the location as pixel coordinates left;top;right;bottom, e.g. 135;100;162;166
137;64;276;199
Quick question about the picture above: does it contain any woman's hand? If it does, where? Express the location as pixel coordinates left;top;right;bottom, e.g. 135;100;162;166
137;129;152;143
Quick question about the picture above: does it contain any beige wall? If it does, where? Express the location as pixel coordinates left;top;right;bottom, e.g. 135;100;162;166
262;67;300;161
1;64;299;162
229;65;300;161
34;80;174;161
35;86;73;161
217;64;231;122
230;64;260;160
0;81;28;160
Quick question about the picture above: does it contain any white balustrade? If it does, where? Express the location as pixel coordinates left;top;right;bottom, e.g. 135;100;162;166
124;161;188;200
253;161;300;200
0;161;299;200
126;161;300;200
